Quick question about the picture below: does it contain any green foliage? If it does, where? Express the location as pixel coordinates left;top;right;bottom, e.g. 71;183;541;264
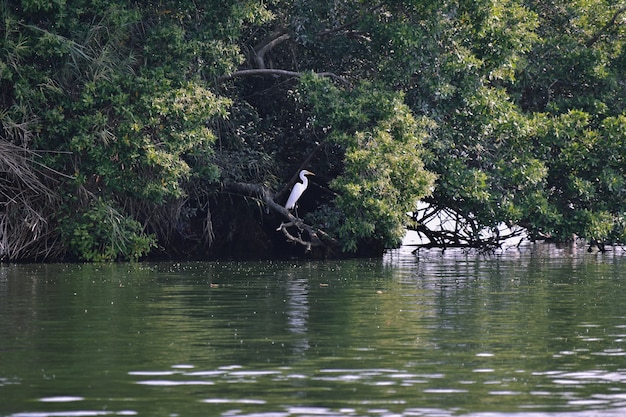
60;199;155;262
378;0;626;246
529;111;626;242
2;0;626;260
1;0;238;260
515;0;626;115
141;0;272;79
473;0;539;80
300;76;436;252
135;80;228;202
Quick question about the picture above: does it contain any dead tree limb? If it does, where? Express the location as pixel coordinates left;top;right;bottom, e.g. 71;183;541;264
253;30;291;69
407;204;527;252
224;180;339;253
221;6;388;87
217;68;351;87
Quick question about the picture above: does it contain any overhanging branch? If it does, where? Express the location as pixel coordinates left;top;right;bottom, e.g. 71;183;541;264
407;203;527;252
218;69;351;87
223;180;338;253
254;31;291;69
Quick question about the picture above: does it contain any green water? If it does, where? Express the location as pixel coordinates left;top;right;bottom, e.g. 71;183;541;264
2;245;626;417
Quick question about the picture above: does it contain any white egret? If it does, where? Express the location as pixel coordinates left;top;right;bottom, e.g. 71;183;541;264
285;170;315;216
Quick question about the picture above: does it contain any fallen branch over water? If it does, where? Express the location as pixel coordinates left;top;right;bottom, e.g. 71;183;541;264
223;180;339;254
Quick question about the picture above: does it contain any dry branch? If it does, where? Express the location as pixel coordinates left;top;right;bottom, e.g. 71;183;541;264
253;31;291;69
224;180;338;253
218;68;351;86
407;204;526;252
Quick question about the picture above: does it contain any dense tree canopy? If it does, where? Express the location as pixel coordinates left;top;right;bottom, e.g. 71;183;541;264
1;0;625;261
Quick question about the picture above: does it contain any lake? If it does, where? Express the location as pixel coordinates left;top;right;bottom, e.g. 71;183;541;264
1;244;626;417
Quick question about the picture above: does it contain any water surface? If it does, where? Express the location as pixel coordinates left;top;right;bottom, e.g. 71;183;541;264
2;244;626;416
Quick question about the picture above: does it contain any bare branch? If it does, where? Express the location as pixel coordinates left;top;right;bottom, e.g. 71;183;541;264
222;4;391;86
408;204;527;252
254;32;291;69
223;180;338;252
218;68;351;87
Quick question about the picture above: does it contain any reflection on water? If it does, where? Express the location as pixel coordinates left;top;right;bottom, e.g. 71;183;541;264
1;244;626;417
285;277;310;355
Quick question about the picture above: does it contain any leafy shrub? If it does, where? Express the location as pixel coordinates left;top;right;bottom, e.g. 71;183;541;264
60;199;155;262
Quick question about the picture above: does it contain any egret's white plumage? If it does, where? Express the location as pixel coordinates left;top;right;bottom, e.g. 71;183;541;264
285;170;314;211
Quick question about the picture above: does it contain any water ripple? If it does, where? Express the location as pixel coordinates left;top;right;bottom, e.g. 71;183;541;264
38;396;84;403
8;412;137;417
